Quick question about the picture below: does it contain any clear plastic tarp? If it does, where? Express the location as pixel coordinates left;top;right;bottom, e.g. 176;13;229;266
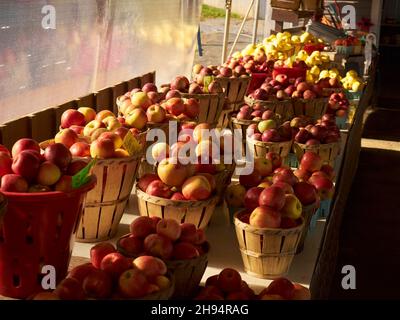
0;0;201;123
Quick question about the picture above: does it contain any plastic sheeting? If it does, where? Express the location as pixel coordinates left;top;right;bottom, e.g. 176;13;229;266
0;0;201;123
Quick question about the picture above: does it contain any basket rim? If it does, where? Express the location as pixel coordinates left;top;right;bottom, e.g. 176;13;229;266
179;91;226;99
233;209;305;233
248;137;293;147
231;117;260;125
293;140;341;149
214;74;252;81
244;95;293;105
2;175;97;201
136;187;219;207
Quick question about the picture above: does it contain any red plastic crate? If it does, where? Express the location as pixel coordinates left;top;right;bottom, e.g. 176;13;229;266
0;176;96;299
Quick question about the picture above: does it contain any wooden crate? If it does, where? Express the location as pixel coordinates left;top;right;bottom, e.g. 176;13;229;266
136;189;218;230
76;155;142;242
234;211;304;278
180;92;225;124
293;140;341;166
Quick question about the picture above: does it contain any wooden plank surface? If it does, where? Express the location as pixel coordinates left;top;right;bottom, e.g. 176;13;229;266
30;108;55;143
96;88;113;112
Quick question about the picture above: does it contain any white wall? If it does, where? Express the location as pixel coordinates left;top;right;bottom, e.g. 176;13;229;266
203;0;266;19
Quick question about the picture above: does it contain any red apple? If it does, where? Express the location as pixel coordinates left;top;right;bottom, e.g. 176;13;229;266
217;268;242;293
146;180;173;198
11;138;40;158
83;269;113;299
0;151;12;177
12;150;41;181
0;174;29;192
250;206;281;228
308;175;334;200
67;159;89;175
293;181;317;205
272;181;294;194
137;173;159;191
55;128;79;148
68;263;97;284
90;242;116;269
300;152;322;172
170;192;186;201
239;170;262;188
272;168;298;186
156;218;182;241
130;216;156;238
172;242;200;260
133;256;167;279
143;234;173;260
119;235;143;256
264;277;295;299
258;186;286;210
184;98;200;118
70;141;91;157
320;164;335;180
90;138;115;159
244;187;264;211
182;175;212;201
44;143;72;170
100;252;131;278
179;223;197;243
61;109;86;128
118;268;149;298
54;278;85;300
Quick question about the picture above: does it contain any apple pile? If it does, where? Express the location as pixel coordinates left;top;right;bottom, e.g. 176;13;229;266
118;86;201;123
226;53;275;74
291;113;340;146
326;92;349;118
195;268;256;300
294;152;335;201
258;277;310;300
192;64;250;81
32;242;172;300
226;152;322;224
118;216;209;261
246;119;293;143
0;139;89;193
56;108;144;159
137;163;216;201
247;75;324;102
168;75;224;95
233;104;281;123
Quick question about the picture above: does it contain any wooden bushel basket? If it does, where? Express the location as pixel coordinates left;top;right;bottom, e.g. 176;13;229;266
180;92;225;124
165;253;208;299
293;98;328;119
234;211;304;279
293;141;341;166
77;155;142;242
244;96;294;121
296;202;319;254
136;189;219;229
215;76;252;111
217;109;233;129
248;138;293;160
